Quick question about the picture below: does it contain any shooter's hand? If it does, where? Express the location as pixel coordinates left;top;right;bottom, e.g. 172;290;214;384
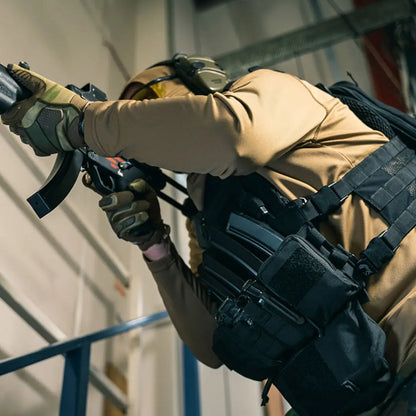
99;179;170;250
1;64;89;156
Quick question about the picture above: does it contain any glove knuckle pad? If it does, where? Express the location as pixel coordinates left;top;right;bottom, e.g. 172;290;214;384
132;200;150;212
111;206;134;223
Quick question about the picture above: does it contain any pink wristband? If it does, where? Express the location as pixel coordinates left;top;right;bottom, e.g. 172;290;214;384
142;240;170;261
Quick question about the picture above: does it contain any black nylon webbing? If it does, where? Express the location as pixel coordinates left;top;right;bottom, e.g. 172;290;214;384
302;137;407;223
370;161;416;210
355;144;416;225
380;198;416;250
363;146;415;208
331;137;406;201
299;136;416;276
358;198;416;276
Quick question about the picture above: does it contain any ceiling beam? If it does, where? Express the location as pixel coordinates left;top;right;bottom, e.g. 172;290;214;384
215;0;416;78
193;0;234;11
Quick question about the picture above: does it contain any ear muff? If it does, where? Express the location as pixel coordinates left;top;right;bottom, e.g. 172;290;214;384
148;54;230;95
171;53;230;95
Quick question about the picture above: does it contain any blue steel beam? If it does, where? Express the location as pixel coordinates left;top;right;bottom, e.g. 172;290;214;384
182;344;201;416
60;344;91;416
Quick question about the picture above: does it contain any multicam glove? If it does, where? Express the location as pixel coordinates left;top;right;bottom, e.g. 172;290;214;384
1;64;89;156
99;178;170;250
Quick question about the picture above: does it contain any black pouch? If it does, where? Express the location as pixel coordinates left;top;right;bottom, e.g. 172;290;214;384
212;233;392;415
257;235;361;327
275;299;392;416
213;293;316;381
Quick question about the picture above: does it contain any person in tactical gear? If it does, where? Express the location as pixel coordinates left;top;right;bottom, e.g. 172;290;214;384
2;55;416;415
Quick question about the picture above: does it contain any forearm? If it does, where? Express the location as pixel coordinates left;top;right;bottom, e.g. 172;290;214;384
143;239;222;368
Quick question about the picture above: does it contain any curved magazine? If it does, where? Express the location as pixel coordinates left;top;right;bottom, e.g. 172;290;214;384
27;150;84;218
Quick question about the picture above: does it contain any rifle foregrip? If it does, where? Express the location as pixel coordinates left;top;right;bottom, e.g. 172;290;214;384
0;64;31;114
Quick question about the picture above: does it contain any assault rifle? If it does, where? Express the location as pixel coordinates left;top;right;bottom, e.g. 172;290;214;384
0;63;191;218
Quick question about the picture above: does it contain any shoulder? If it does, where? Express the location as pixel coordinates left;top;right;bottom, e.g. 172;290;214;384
226;69;333;105
227;69;298;90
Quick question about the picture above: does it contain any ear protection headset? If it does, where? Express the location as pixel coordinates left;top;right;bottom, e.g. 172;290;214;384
142;53;231;96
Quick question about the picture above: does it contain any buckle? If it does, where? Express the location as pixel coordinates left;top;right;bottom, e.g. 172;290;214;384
356;260;375;278
357;231;396;278
328;182;349;203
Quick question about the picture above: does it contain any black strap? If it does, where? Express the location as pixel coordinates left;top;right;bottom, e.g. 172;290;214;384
358;197;416;276
267;137;406;234
301;137;407;223
261;377;274;406
276;137;416;277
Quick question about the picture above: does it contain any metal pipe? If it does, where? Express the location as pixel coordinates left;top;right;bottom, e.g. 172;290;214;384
215;0;415;78
309;0;344;82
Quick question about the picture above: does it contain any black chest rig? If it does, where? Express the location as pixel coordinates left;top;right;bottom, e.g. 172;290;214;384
191;83;416;416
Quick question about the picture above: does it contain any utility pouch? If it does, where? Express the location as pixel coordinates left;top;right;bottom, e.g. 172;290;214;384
213;286;316;381
210;231;392;416
257;234;361;327
275;299;392;416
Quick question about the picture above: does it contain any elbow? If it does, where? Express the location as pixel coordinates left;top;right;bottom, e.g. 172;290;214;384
208;361;223;369
224;136;263;177
209;128;261;178
200;355;223;369
186;342;223;369
184;339;223;369
211;360;223;369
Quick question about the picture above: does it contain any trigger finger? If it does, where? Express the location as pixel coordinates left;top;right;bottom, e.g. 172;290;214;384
129;179;148;194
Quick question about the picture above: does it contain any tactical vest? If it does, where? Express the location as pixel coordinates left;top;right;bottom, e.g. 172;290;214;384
191;82;416;416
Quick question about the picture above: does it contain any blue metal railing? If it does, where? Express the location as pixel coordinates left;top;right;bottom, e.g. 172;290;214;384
0;310;200;416
182;343;201;416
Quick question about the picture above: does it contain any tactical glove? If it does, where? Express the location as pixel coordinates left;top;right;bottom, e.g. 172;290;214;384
99;179;170;250
1;64;89;156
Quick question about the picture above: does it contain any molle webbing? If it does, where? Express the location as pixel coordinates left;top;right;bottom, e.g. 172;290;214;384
303;137;414;223
283;136;416;276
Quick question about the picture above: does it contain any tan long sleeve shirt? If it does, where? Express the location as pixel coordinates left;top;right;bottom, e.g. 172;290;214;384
84;68;416;375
